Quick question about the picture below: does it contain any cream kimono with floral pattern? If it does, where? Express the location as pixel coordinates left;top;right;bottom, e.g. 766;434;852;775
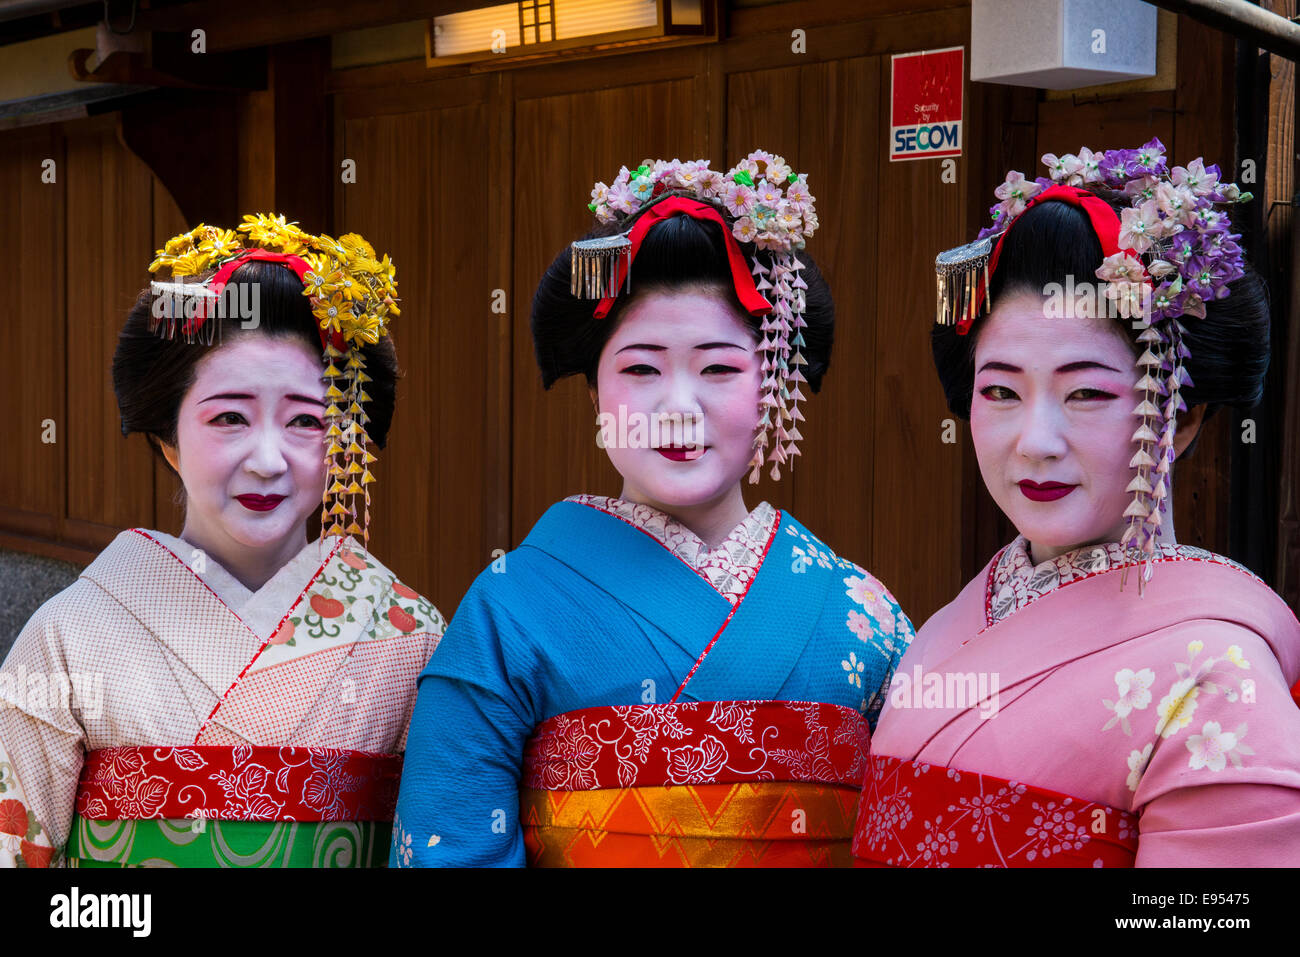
0;529;443;866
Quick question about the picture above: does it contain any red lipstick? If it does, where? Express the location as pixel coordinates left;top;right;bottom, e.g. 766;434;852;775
236;494;286;511
656;446;706;462
1017;481;1077;502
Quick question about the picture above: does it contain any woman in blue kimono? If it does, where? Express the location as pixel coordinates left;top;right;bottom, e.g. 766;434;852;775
391;152;912;867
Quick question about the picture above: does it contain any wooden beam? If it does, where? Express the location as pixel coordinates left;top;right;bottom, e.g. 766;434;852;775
0;531;95;568
68;33;267;90
134;0;480;53
116;88;240;225
1146;0;1300;60
728;0;965;35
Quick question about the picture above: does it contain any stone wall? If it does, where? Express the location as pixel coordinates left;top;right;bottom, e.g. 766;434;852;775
0;548;80;660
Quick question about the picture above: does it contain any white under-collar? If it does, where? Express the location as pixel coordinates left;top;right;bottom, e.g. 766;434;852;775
141;530;345;641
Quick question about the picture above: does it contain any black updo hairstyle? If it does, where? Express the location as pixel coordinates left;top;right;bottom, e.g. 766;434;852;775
531;194;835;390
113;259;400;464
931;197;1270;428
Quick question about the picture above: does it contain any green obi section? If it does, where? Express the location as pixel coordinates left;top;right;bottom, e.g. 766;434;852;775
66;816;392;868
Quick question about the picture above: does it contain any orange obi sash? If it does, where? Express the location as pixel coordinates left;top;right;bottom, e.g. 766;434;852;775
521;700;869;867
852;753;1139;867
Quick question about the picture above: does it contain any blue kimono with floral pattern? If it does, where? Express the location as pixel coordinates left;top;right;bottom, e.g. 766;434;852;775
390;496;913;866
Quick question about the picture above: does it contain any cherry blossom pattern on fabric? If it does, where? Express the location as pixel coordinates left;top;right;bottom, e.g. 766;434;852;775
778;521;914;715
842;566;915;708
391;811;415;868
523;700;868;792
75;746;402;823
1102;639;1256;793
986;535;1260;627
852;754;1138;868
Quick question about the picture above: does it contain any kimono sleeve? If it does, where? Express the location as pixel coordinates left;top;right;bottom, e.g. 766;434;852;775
863;581;917;733
391;597;447;754
1131;625;1300;866
390;577;539;868
0;597;89;867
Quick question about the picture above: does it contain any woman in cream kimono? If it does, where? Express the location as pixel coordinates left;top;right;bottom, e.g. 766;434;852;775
0;217;444;867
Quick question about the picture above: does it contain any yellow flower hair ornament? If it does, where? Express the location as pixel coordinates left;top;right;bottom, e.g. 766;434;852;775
147;213;400;549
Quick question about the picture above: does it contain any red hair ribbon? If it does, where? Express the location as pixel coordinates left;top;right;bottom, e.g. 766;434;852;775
593;195;773;320
192;249;346;352
959;183;1137;335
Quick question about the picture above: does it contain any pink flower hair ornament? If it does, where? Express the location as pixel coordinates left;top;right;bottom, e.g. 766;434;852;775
573;152;819;484
935;139;1253;590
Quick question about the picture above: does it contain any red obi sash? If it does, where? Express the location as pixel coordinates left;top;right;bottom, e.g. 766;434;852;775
521;700;868;867
75;746;402;823
852;753;1139;867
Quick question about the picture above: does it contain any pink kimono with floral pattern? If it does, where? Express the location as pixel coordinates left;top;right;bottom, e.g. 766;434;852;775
864;537;1300;867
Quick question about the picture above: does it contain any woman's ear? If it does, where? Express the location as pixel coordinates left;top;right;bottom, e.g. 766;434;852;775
1172;405;1207;460
158;438;181;474
588;384;599;412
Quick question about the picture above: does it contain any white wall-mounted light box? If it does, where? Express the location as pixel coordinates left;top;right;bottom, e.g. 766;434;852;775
971;0;1158;89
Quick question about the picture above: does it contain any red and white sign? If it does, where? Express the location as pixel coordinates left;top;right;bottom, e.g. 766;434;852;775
889;46;964;162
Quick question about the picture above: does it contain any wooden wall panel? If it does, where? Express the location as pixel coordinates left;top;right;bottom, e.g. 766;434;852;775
792;57;881;574
152;179;189;536
1267;0;1299;607
511;76;704;540
63;121;157;546
0;127;63;538
0;117;188;562
1169;17;1236;555
871;56;965;623
724;58;885;586
340;94;497;613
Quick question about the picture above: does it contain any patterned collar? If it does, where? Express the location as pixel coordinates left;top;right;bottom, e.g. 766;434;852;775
986;534;1260;625
565;494;778;606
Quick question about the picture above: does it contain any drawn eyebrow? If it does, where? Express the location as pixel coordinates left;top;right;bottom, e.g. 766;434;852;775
976;360;1122;374
198;392;325;406
616;342;749;354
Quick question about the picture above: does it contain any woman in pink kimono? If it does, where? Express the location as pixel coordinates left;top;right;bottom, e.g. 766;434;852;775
854;141;1300;867
0;216;444;867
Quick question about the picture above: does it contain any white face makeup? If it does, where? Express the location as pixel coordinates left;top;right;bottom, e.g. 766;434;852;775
970;289;1141;563
162;334;329;580
593;287;762;514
